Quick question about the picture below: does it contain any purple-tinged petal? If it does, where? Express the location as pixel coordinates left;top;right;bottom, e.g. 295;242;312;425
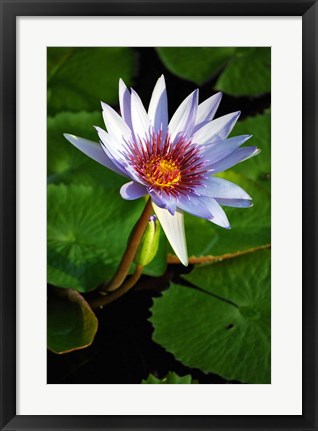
94;126;126;161
63;134;124;176
120;181;147;200
215;198;253;208
177;195;212;219
203;135;252;166
193;92;222;133
149;190;177;215
163;194;178;215
243;148;262;161
204;197;231;229
99;142;130;177
130;88;151;140
211;147;261;173
123;163;148;185
101;102;132;142
119;78;133;129
193;111;241;145
148;190;167;209
152;203;188;266
168;89;199;143
148;75;168;135
195;176;252;200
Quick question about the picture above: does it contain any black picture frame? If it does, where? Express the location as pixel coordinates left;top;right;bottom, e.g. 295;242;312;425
1;0;317;430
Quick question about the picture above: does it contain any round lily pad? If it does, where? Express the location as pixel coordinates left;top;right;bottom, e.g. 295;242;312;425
47;184;144;292
48;47;136;114
47;288;98;354
216;48;271;96
156;47;236;85
150;249;271;383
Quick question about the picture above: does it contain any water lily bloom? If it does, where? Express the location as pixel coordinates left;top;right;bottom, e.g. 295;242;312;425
64;75;260;266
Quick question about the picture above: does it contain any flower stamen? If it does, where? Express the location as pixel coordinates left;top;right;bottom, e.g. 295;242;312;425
124;131;207;195
145;158;181;188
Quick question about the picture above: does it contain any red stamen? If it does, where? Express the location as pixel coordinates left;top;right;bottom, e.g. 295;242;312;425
124;131;208;196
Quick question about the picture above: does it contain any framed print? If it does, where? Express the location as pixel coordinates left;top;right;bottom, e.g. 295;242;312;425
1;0;317;430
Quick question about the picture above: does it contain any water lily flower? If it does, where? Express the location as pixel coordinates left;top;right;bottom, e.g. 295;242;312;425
64;75;260;266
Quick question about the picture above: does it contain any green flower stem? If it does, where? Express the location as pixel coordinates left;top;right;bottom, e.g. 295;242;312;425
101;198;153;292
90;265;144;309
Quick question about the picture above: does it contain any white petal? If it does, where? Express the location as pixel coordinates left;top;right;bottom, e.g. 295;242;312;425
243;148;262;161
196;176;252;200
148;75;168;135
215;198;253;208
94;126;126;161
211;147;260;173
152;203;188;266
203;135;252;166
130;88;151;140
205;197;231;229
194;92;222;132
119;78;132;129
101;102;132;142
63;134;123;175
193;111;241;145
168;90;199;142
124;163;147;185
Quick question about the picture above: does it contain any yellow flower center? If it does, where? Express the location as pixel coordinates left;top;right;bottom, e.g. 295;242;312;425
145;157;181;188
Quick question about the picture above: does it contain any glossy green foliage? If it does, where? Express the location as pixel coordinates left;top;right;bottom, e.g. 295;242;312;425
48;184;141;292
48;288;98;354
156;47;270;96
150;250;271;383
48;47;136;114
156;47;236;85
216;48;271;96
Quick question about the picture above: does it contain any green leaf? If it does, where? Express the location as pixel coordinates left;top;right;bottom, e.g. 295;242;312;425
47;288;98;354
142;372;194;384
150;249;271;383
47;47;136;114
47;184;145;292
48;185;167;291
216;48;271;96
156;47;270;96
156;47;236;85
184;172;270;258
230;112;271;183
47;111;125;190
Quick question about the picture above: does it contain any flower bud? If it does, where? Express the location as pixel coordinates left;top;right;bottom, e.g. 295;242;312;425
134;215;160;266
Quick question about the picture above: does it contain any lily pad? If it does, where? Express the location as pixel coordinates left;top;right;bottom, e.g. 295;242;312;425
156;47;236;85
156;47;270;97
216;48;271;96
47;288;98;354
150;249;271;383
47;47;136;114
48;184;166;292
